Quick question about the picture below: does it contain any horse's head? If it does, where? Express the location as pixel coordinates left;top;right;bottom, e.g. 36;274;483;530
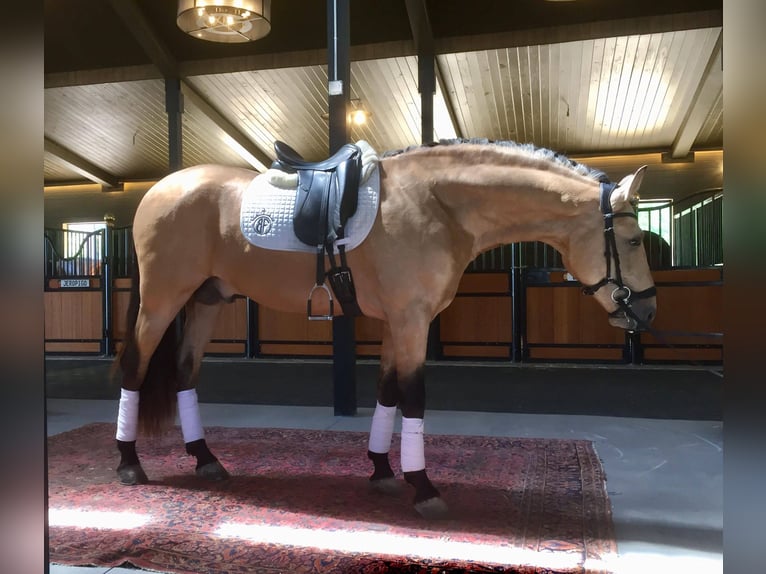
564;165;657;331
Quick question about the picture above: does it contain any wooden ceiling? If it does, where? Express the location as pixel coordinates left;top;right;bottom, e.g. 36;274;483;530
44;0;723;201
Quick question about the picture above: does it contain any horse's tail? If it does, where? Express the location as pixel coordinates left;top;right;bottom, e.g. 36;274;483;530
113;252;179;436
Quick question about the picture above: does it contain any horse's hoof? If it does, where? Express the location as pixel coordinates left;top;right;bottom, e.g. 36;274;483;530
414;497;449;520
117;464;148;486
369;477;403;496
196;460;230;481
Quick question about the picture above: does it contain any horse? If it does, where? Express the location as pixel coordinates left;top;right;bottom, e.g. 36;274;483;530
114;138;656;519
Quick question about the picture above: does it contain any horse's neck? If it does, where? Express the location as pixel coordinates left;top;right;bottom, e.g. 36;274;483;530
426;156;598;257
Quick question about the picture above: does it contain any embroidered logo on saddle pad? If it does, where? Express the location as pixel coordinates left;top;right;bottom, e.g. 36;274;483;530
240;141;380;254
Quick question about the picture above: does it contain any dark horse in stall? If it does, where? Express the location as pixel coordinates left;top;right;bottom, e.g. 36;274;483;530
114;139;656;519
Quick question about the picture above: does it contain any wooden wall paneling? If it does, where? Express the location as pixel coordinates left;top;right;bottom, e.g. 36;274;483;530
203;297;248;355
439;273;513;359
641;268;722;361
356;316;383;357
111;283;132;343
44;290;103;353
45;342;101;353
44;266;723;363
525;284;625;361
258;306;333;356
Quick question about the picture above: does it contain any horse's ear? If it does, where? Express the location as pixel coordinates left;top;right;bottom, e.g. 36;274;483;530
611;165;648;210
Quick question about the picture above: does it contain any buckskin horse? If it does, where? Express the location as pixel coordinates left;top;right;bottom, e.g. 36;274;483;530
114;138;656;519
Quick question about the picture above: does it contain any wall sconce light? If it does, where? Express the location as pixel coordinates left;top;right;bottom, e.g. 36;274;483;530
349;108;370;126
321;100;372;126
177;0;271;43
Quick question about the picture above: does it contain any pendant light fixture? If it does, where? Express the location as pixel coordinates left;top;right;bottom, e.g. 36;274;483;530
177;0;272;43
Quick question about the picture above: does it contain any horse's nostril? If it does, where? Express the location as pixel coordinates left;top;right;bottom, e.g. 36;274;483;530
647;309;656;322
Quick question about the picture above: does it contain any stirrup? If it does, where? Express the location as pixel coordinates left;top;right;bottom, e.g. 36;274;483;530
307;282;334;321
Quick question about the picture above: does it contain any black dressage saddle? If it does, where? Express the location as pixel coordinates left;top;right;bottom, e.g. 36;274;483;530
271;141;364;319
272;140;362;247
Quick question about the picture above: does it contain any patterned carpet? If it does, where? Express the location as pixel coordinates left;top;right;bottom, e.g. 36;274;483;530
48;423;617;573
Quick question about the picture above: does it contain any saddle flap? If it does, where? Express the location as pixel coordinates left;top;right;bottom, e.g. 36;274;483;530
293;170;330;246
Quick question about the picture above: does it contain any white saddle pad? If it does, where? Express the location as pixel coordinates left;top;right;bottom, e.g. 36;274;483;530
240;143;380;254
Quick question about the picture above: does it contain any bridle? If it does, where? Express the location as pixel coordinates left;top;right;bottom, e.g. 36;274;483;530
580;181;657;331
581;180;722;378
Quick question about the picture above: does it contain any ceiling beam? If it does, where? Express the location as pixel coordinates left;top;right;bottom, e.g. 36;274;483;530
405;0;433;55
46;10;721;88
44;138;121;188
107;0;270;172
107;0;179;78
180;82;273;172
670;31;723;159
45;65;162;89
436;10;722;55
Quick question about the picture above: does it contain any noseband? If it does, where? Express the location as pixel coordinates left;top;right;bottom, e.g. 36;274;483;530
581;181;657;330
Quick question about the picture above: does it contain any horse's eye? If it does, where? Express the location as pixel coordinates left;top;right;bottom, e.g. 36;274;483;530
629;237;642;247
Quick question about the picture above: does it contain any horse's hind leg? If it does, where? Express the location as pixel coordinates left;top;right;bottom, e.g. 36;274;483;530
175;287;229;481
117;305;180;485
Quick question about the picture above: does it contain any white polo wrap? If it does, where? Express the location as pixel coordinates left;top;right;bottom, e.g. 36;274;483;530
177;389;205;444
367;402;397;453
116;388;139;442
400;416;426;472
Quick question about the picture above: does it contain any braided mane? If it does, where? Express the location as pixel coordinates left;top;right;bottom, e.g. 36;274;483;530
382;138;609;183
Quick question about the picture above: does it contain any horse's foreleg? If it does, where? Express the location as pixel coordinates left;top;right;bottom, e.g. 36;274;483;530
367;323;402;494
390;314;448;519
367;370;398;482
399;366;447;519
176;296;229;480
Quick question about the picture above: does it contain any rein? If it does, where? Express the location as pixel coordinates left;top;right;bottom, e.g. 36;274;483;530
637;323;724;379
581;181;657;330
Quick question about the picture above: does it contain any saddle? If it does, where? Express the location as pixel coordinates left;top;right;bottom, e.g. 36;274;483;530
271;141;364;320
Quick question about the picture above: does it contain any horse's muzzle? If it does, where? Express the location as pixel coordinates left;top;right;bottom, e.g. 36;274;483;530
608;299;656;331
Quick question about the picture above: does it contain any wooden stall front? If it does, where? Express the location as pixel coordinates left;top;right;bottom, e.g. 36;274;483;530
639;268;723;363
524;270;627;362
45;277;104;354
47;268;723;365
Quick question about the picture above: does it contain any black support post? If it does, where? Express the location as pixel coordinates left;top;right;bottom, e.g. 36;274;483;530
421;52;441;359
246;298;260;358
510;243;526;362
102;220;114;355
409;0;441;359
416;16;435;144
327;0;357;416
165;78;185;339
624;330;644;364
165;78;183;172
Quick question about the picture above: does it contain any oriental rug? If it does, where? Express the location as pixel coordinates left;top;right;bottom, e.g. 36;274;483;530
48;423;617;573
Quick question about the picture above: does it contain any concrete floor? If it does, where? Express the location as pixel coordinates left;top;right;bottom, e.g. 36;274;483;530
46;359;722;574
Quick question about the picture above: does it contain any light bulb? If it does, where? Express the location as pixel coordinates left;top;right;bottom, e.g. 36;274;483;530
351;109;367;125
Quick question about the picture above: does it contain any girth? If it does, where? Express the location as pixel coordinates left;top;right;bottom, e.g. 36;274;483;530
271;141;364;319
